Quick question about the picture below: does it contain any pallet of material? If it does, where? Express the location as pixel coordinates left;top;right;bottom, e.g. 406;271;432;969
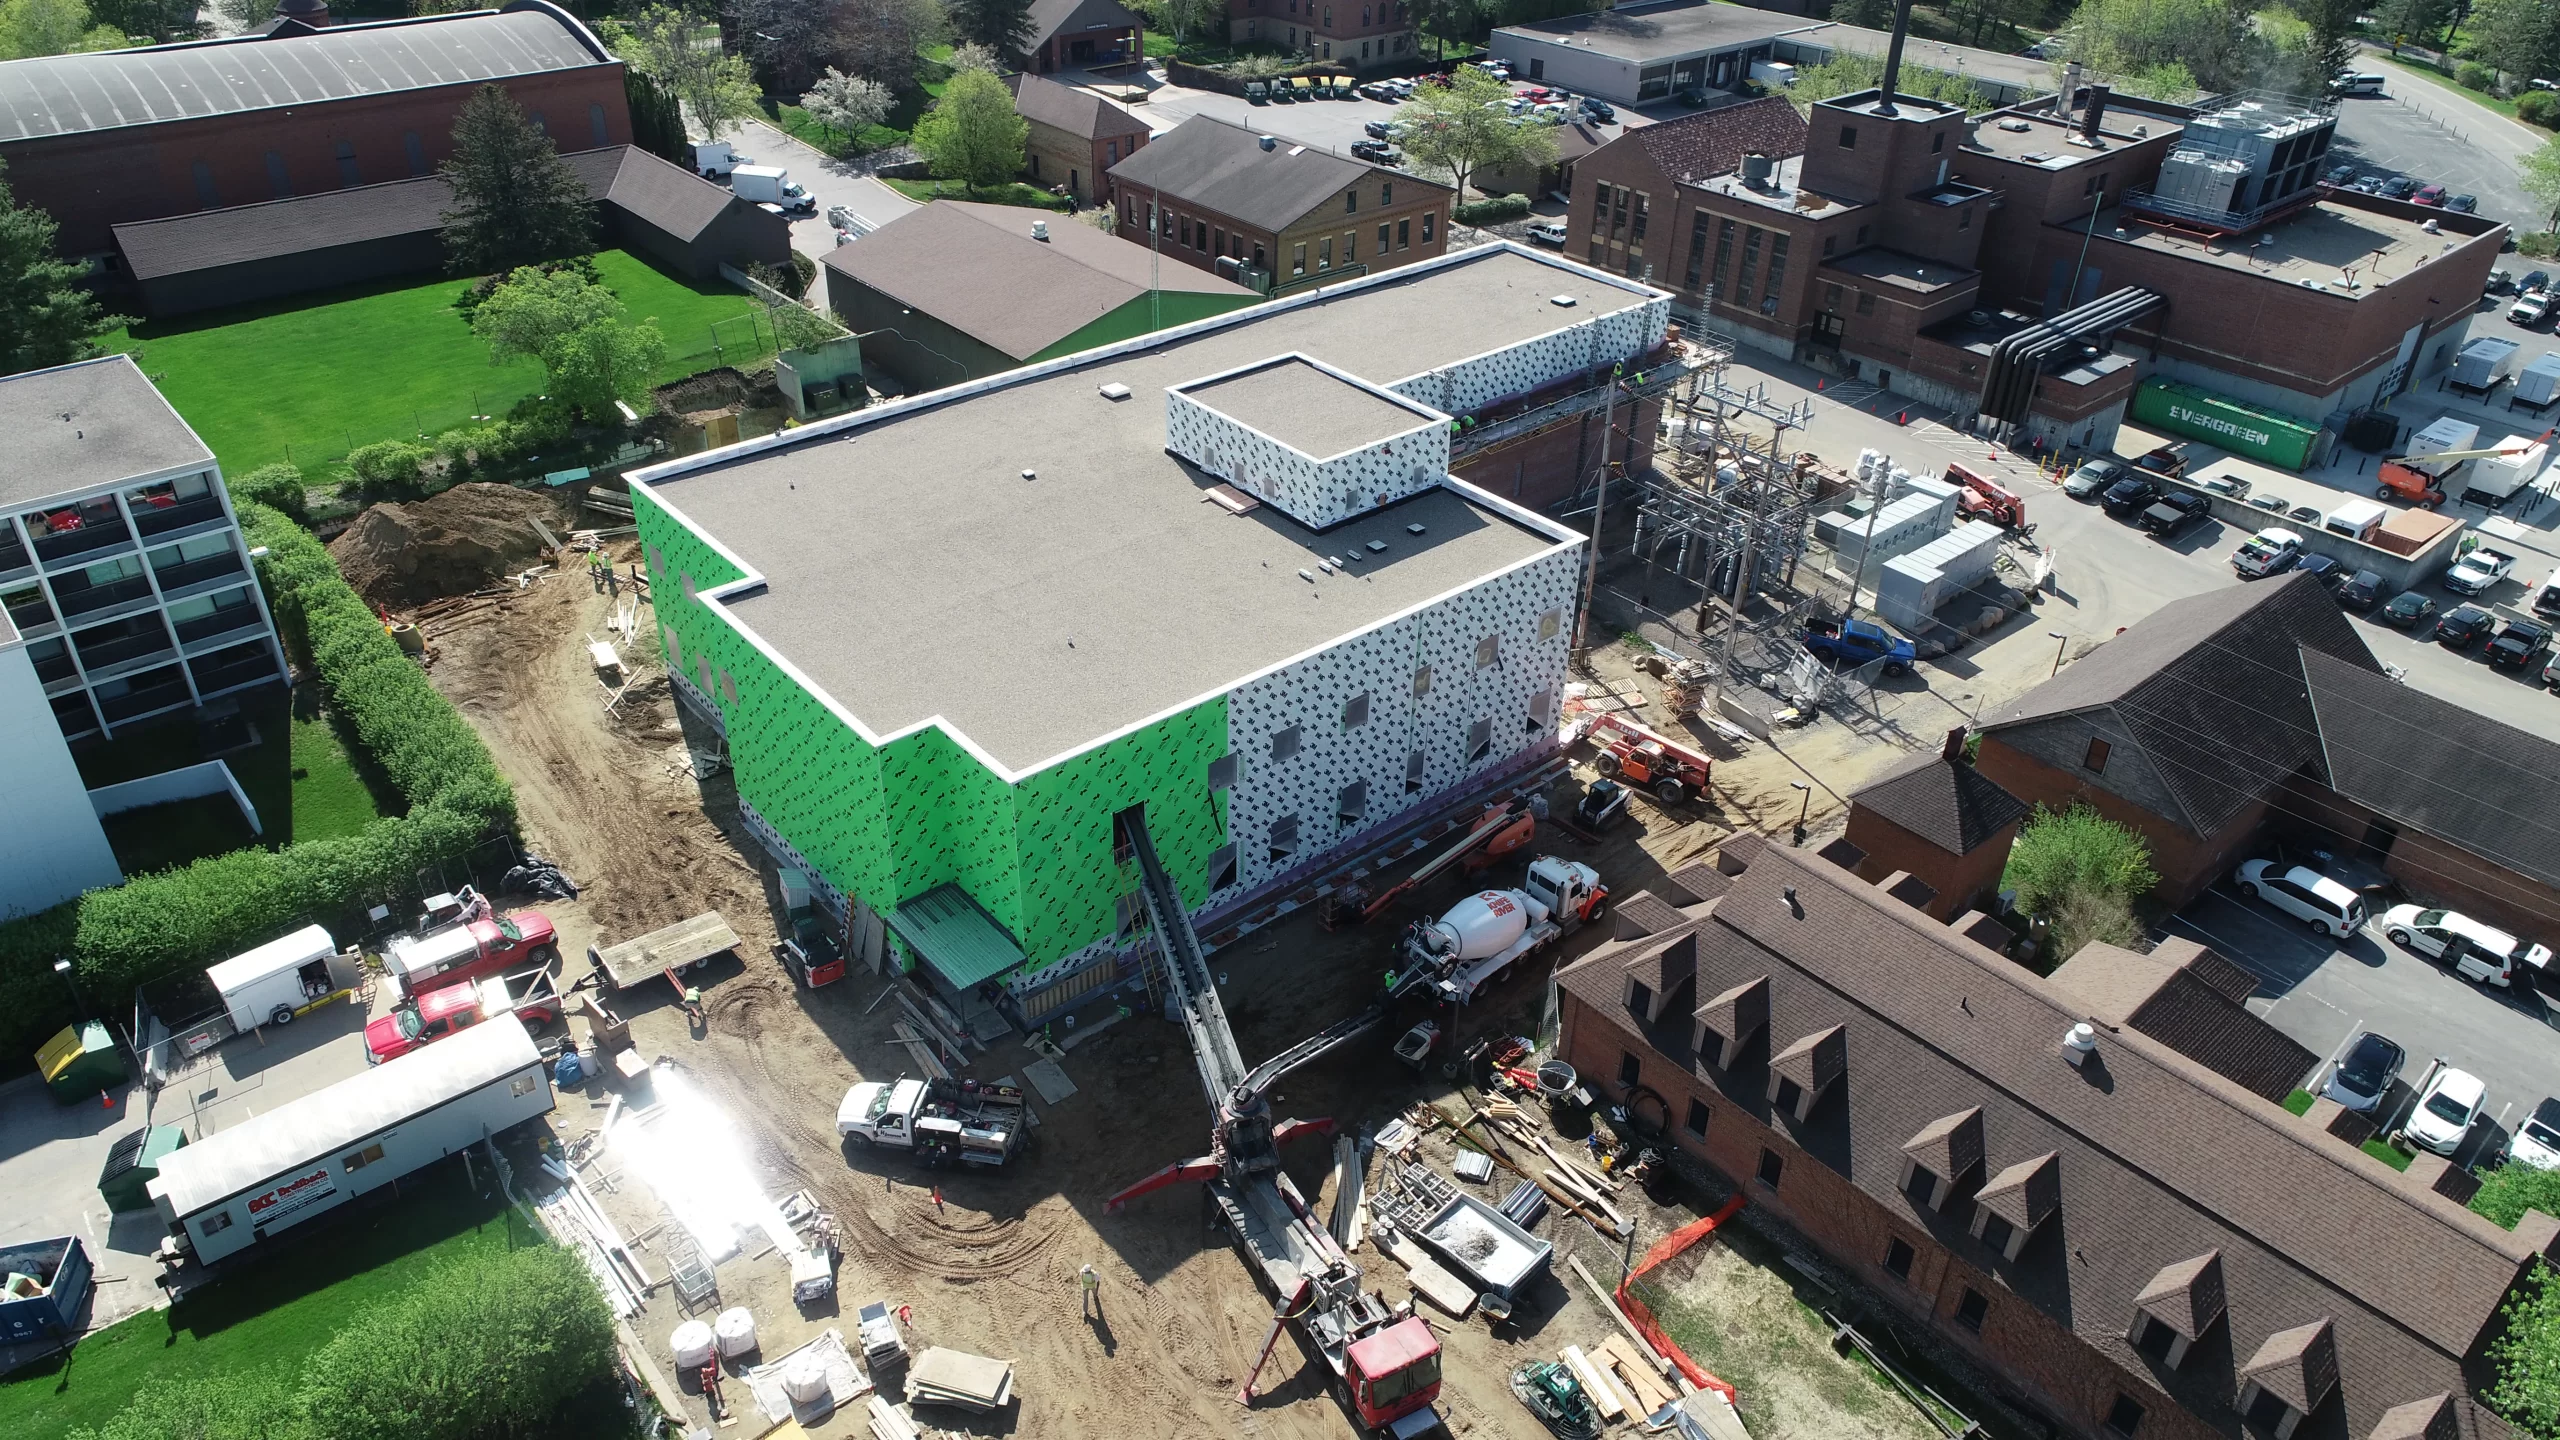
1597;1335;1679;1416
907;1347;1015;1411
866;1395;922;1440
1379;1230;1477;1318
1561;1344;1628;1422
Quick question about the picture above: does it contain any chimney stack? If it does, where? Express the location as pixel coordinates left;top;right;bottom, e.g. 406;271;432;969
1941;726;1967;763
2062;62;2084;115
2080;84;2111;141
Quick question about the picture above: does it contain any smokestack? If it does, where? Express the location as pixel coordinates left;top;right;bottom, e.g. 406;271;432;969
2080;84;2111;140
1875;0;1919;116
2062;62;2083;114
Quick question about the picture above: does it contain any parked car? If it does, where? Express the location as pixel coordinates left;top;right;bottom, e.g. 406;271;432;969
2380;176;2421;200
2348;175;2385;194
1579;97;1617;123
2510;1099;2560;1170
2488;271;2520;297
2293;552;2344;591
1350;140;1403;163
1364;119;1398;139
2413;183;2449;207
2490;619;2555;670
2406;1066;2487;1157
2138;491;2210;538
2248;493;2291;514
2234;859;2368;938
2381;590;2438;627
1525;220;1568;247
2197;472;2251;499
2101;475;2161;516
2232;527;2305;578
2525;269;2553;293
2322;163;2359;186
2436;603;2496;648
2449;194;2479;213
2336;569;2385;611
2063;459;2127;498
2286;502;2326;526
2511;291;2554;327
2320;1030;2405;1113
2382;903;2554;987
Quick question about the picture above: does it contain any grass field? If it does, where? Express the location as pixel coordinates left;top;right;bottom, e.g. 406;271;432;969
884;177;1074;211
0;1165;538;1440
112;249;775;476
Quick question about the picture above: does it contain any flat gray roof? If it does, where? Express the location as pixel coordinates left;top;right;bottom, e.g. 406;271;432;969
1498;0;1815;61
646;247;1649;773
0;355;214;510
1784;23;2055;96
1184;357;1435;459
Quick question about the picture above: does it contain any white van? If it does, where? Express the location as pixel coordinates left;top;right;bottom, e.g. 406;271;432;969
2235;860;2367;939
2381;904;2554;988
2333;73;2386;97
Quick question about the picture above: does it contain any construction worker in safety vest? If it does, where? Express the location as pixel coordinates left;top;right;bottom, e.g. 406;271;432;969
1079;1263;1101;1317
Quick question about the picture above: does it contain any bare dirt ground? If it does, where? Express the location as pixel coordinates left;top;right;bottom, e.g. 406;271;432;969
419;551;1996;1440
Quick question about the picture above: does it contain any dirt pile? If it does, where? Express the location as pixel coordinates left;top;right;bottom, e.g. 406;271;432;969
328;483;569;607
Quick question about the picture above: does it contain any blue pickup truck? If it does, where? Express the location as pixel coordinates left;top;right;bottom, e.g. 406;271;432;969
1803;619;1916;675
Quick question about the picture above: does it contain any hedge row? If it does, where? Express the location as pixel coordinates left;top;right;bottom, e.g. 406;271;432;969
1455;194;1533;226
0;500;514;1067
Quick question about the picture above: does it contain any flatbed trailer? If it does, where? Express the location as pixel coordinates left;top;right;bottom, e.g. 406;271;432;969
589;912;739;992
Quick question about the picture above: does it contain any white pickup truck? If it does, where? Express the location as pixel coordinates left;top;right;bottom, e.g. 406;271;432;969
2444;546;2518;598
837;1076;1027;1168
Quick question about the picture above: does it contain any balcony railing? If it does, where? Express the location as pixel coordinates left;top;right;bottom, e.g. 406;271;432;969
0;537;29;576
76;627;175;674
152;552;245;596
132;496;227;538
189;655;277;696
55;574;155;620
99;677;191;724
175;607;263;648
3;594;55;632
32;650;77;686
31;521;134;566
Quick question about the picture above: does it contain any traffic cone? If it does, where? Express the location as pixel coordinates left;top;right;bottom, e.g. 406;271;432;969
99;1089;113;1109
1897;411;1908;425
1817;378;1825;390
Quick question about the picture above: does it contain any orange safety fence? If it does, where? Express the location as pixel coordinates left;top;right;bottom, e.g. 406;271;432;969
1612;1192;1746;1404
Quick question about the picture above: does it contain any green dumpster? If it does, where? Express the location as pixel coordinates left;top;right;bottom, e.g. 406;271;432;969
97;1126;187;1214
35;1022;126;1105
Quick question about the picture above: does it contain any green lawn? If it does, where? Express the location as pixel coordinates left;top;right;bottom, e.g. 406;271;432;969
111;249;774;475
0;1165;538;1440
2284;1090;2416;1169
884;177;1074;211
2377;54;2529;122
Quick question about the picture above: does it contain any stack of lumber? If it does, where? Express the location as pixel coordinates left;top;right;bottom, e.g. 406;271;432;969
908;1348;1015;1411
866;1395;921;1440
1329;1135;1368;1249
1444;1103;1628;1241
1560;1345;1629;1424
1593;1335;1679;1419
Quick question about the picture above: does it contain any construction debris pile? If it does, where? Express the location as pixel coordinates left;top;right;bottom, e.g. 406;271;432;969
327;483;570;606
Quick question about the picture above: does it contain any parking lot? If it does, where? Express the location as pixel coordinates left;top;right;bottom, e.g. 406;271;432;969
1135;73;1635;177
2167;881;2560;1171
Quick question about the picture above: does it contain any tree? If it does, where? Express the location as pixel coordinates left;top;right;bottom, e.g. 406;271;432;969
2470;0;2560;86
603;6;760;139
2476;1162;2560;1230
0;161;124;377
1408;0;1485;59
1789;52;2002;112
625;68;690;166
768;298;847;350
1831;0;1897;26
944;38;1001;74
470;266;666;413
227;462;309;521
2002;803;2159;964
834;0;942;93
2290;0;2361;98
1397;68;1559;200
2524;136;2560;231
734;0;839;90
803;66;894;139
946;0;1036;63
1944;0;2038;49
440;85;596;275
1135;0;1222;49
0;0;126;59
2372;0;2455;51
2489;1262;2560;1436
2059;0;2263;94
912;68;1027;193
81;0;184;42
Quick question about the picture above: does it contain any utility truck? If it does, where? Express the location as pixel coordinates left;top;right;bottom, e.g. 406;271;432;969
1393;857;1607;1006
382;892;557;1000
731;165;815;215
837;1076;1028;1168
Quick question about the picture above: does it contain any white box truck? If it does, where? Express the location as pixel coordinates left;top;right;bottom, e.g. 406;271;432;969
731;165;815;215
2453;336;2522;394
2324;498;2386;541
207;925;342;1033
147;1017;553;1264
689;140;739;177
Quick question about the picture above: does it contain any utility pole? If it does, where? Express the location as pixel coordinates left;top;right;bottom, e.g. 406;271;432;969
1573;372;1624;650
1848;467;1887;613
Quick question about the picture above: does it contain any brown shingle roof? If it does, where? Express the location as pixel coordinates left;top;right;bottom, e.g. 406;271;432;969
2050;942;2313;1101
2368;1393;2460;1440
1616;95;1810;187
1108;116;1445;233
1005;71;1148;140
1769;1023;1846;1092
1691;973;1766;1060
2241;1318;2340;1414
1975;1150;2059;1230
1554;834;2545;1439
1613;890;1689;940
1850;750;2029;855
1622;931;1696;1007
2132;1250;2226;1340
1900;1107;1984;1180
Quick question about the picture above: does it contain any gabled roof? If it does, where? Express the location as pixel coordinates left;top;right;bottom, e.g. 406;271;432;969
1975;1151;2059;1229
2051;941;2312;1102
1850;750;2029;856
2132;1250;2226;1340
2367;1394;2459;1440
2240;1317;2340;1414
1981;571;2383;836
1769;1023;1845;1092
111;147;740;282
0;3;611;143
1900;1107;1984;1179
1107;116;1447;233
1613;890;1690;939
1622;930;1696;1000
1026;0;1142;51
1605;95;1810;188
2303;645;2560;892
1006;71;1148;140
1691;973;1766;1056
822;200;1252;361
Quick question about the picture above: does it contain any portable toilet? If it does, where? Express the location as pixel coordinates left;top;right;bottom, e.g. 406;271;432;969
35;1022;126;1105
97;1125;187;1213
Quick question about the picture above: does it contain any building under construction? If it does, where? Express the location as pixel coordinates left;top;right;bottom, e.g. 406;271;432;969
631;245;1670;1030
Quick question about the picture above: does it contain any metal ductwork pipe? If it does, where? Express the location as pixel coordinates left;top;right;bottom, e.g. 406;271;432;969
2080;84;2111;140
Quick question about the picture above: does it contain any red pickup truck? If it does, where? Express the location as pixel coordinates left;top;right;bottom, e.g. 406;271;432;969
382;910;557;1000
366;967;562;1064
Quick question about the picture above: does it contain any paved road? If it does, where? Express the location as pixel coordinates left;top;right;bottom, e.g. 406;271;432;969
2329;88;2536;231
721;118;921;286
2166;883;2560;1171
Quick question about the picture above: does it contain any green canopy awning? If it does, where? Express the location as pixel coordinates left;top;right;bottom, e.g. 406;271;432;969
884;884;1027;991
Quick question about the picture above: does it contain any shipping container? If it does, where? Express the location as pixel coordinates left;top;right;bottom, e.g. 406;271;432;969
147;1017;552;1264
2130;379;2318;469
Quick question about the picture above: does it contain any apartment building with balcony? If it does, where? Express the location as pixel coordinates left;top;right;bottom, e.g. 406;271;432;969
0;356;285;746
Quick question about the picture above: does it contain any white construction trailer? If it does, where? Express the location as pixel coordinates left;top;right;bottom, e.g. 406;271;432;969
147;1017;553;1263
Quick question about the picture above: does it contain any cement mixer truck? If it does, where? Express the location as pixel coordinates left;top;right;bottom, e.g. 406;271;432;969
1393;856;1606;1006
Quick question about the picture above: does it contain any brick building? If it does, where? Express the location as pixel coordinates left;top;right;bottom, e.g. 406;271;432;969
1024;0;1143;73
1108;117;1452;294
1555;830;2546;1440
0;3;628;265
1224;0;1419;69
1566;85;2505;455
1005;72;1151;204
1843;729;2029;922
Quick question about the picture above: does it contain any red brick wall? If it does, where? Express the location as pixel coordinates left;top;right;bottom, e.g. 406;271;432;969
1557;987;2225;1440
1843;806;2020;921
1114;173;1448;283
1450;394;1663;511
6;67;629;256
1973;734;2267;907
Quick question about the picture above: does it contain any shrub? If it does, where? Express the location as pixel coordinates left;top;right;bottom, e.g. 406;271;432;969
2490;1262;2560;1435
2458;60;2499;93
2523;90;2560;128
1456;194;1534;226
227;461;309;522
344;440;433;498
2523;230;2560;259
2003;803;2158;965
